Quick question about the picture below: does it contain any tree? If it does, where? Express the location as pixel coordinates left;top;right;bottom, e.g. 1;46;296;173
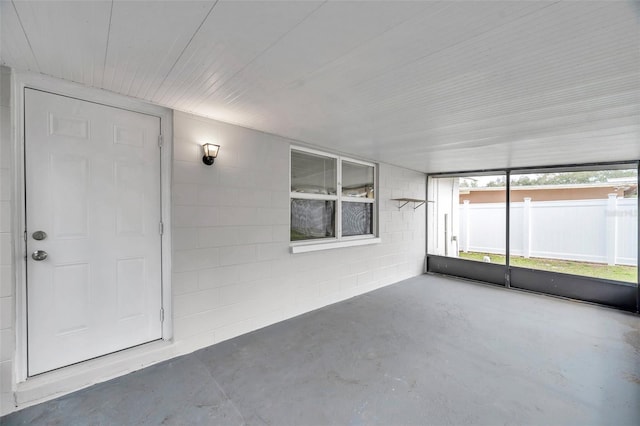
479;170;637;187
485;176;506;187
459;178;478;188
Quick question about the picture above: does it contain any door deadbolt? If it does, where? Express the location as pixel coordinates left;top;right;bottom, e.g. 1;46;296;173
32;231;47;241
32;250;48;261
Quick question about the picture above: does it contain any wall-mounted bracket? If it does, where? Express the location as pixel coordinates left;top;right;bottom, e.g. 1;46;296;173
391;198;426;210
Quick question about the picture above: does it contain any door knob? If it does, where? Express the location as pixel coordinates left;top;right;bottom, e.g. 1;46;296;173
32;250;48;261
32;231;47;240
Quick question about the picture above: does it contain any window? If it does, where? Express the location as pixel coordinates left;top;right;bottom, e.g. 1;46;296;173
291;147;376;244
428;173;506;265
426;162;639;312
428;166;638;283
509;167;638;283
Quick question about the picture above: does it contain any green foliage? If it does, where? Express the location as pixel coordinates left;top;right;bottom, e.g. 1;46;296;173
459;179;478;188
485;176;507;187
477;169;637;188
458;252;637;283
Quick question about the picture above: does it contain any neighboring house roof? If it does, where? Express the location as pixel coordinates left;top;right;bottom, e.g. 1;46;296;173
460;182;638;203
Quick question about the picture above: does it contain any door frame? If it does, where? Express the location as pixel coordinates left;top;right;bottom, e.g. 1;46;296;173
12;71;173;383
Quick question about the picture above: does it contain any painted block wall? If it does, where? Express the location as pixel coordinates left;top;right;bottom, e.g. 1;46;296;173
171;111;426;351
0;81;425;416
0;66;15;414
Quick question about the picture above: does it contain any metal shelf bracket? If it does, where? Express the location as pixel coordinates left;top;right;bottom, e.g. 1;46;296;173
391;198;426;210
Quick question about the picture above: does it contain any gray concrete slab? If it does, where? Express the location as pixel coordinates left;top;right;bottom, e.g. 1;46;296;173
2;275;639;425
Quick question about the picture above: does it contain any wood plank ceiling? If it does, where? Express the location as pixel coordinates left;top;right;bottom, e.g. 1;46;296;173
2;0;639;173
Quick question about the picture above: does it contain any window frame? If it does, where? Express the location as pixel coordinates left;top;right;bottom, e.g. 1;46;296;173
290;146;379;252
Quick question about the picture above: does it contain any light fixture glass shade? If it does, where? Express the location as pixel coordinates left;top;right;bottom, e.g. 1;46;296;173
202;143;220;165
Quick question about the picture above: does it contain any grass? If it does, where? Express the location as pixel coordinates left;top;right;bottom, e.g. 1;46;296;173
290;229;333;241
458;252;638;283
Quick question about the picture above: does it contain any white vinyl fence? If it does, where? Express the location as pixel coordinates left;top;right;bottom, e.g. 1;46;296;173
459;195;637;266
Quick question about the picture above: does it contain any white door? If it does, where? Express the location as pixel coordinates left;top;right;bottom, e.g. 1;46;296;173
25;89;163;375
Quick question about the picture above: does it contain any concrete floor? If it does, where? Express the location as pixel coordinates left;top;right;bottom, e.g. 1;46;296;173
3;275;639;425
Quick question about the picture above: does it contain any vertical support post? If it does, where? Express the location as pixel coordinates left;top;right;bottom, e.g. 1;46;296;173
444;213;449;257
505;171;511;288
606;193;618;266
522;197;532;258
425;175;429;273
462;200;470;253
637;161;639;314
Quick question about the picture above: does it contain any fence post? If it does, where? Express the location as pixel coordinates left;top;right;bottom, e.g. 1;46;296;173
606;193;618;266
523;197;532;258
462;200;470;252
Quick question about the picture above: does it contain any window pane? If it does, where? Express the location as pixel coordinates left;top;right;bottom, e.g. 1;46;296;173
342;161;374;198
509;168;638;284
428;174;506;264
291;150;337;195
342;202;373;236
291;199;335;241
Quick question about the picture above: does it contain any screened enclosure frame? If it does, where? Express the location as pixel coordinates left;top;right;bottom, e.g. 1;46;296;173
426;160;640;313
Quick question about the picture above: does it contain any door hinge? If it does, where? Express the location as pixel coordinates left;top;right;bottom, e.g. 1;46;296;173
24;230;27;242
160;308;165;322
158;134;163;147
159;221;164;235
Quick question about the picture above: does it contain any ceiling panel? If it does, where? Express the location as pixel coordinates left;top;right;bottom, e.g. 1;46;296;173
219;1;639;172
102;0;216;99
0;1;40;72
197;1;432;108
192;1;554;137
1;0;638;173
11;0;112;86
284;1;551;94
155;0;324;112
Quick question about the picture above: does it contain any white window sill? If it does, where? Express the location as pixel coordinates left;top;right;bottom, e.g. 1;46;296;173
290;237;381;254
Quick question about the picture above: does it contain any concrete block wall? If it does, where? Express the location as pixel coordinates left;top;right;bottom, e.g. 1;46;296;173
0;66;15;414
0;84;425;416
171;111;426;351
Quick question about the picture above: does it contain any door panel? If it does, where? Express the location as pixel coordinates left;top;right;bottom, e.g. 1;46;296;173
25;89;162;375
51;154;89;238
53;263;89;335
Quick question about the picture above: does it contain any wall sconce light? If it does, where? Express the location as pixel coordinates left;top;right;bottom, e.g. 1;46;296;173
202;143;220;165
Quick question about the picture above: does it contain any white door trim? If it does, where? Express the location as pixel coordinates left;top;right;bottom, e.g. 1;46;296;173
12;70;173;384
